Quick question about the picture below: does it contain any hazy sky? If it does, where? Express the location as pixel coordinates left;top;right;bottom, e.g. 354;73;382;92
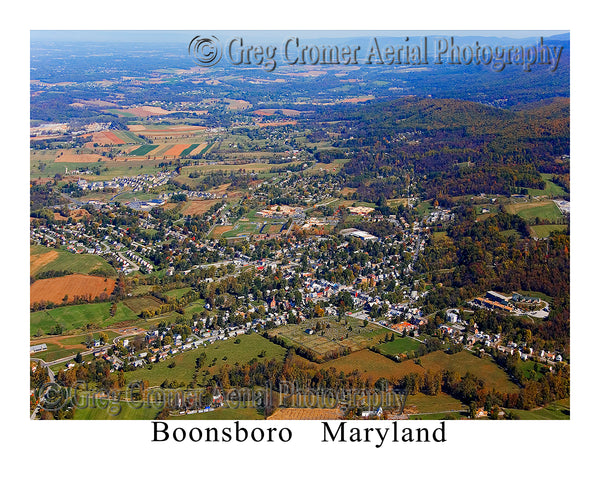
31;30;569;43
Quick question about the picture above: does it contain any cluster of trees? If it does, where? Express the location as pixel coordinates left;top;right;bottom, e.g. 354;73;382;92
417;210;569;352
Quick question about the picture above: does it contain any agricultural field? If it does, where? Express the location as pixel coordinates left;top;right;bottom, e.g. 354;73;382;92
30;341;86;363
269;316;387;359
123;296;163;315
503;398;570;420
30;330;120;362
89;131;125;145
30;274;116;306
124;333;287;387
403;392;467;416
30;245;116;277
129;145;159;156
418;350;519;393
173;407;264;420
526;174;568;197
73;400;161;420
114;130;145;144
30;301;136;335
210;225;235;238
323;349;424;381
267;408;343;420
73;402;263;420
530;224;568;238
181;199;222;216
322;348;519;394
505;200;564;222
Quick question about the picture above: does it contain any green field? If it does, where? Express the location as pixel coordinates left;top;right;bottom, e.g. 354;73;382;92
106;109;135;118
164;287;192;301
506;201;564;223
130;145;159;156
31;330;121;362
180;144;200;157
30;343;85;363
123;296;163;314
184;300;207;316
530;224;568;238
72;400;262;420
31;301;137;335
503;398;570;420
31;245;116;277
73;401;160;420
221;222;261;238
515;360;545;381
377;336;422;356
171;407;263;420
114;130;145;144
527;174;568;197
124;332;287;387
270;316;387;359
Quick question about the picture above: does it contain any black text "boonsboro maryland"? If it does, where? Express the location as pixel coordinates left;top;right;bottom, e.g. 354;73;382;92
322;421;446;448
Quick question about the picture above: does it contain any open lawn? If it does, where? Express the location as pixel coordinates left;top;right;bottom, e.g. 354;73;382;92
30;301;137;335
164;287;192;301
377;336;422;356
184;300;206;315
124;333;287;387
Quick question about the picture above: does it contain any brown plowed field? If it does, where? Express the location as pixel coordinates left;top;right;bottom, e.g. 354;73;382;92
267;408;343;420
55;153;106;163
181;199;221;216
163;144;190;157
91;131;125;145
30;251;59;275
30;274;116;305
